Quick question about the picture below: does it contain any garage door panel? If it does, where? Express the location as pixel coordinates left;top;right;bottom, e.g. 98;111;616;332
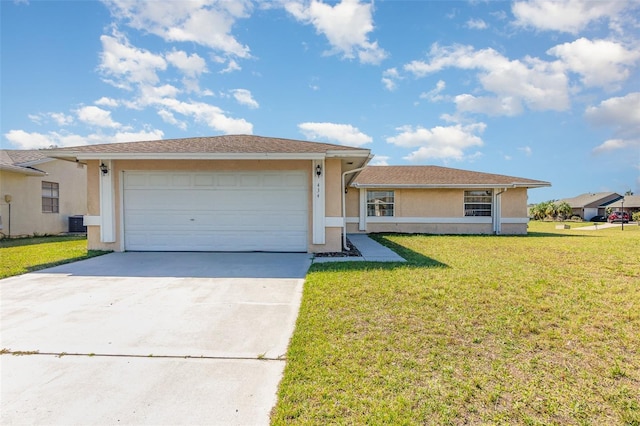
124;171;308;252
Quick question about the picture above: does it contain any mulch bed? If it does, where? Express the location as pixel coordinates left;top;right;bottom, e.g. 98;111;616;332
314;238;362;258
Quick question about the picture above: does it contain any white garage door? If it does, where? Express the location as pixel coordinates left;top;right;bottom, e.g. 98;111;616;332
123;171;308;252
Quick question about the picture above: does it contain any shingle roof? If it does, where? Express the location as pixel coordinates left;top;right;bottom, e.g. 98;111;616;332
0;150;49;176
606;195;640;208
558;192;622;208
352;165;550;188
47;135;370;156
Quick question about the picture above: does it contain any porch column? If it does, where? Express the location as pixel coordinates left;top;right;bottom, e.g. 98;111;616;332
312;159;325;245
99;160;116;243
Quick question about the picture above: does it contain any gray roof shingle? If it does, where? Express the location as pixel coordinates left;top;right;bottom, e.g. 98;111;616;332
46;135;370;156
352;165;550;188
0;150;49;175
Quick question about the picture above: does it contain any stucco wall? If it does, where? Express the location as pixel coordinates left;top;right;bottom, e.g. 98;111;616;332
0;160;87;237
345;187;530;235
86;159;343;253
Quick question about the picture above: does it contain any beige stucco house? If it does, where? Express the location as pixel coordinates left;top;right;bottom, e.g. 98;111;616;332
0;150;87;237
47;135;550;253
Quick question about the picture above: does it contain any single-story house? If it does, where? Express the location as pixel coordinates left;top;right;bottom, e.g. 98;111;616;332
606;195;640;218
0;150;87;237
47;135;550;253
557;192;623;220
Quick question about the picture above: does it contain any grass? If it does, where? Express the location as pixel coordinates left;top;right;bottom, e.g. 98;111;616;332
0;235;109;279
272;221;640;425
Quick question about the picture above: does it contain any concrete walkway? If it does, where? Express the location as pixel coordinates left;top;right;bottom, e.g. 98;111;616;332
314;234;406;263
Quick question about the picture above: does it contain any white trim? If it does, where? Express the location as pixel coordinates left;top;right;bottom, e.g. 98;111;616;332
359;188;367;231
366;216;493;224
325;216;344;227
501;217;530;224
83;215;101;226
348;216;528;225
353;183;549;189
99;160;116;243
72;153;327;161
312;159;325;245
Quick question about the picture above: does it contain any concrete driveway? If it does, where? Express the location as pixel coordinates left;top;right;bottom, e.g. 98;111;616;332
1;252;312;425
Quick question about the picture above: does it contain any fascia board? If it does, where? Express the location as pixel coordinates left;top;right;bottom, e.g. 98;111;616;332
64;153;327;161
325;150;371;158
351;183;512;189
0;164;47;176
352;182;550;189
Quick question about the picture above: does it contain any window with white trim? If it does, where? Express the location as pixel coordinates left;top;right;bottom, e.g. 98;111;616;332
42;181;59;213
464;190;492;217
367;190;394;217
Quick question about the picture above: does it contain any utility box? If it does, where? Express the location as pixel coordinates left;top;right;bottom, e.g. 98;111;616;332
68;215;87;233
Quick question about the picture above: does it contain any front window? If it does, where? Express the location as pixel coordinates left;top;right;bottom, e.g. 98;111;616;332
367;190;394;217
42;181;59;213
464;190;492;217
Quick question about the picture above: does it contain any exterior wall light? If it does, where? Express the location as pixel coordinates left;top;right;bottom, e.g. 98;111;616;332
99;163;109;175
316;164;322;177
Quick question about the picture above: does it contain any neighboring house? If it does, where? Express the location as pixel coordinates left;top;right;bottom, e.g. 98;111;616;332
47;135;550;253
0;150;87;237
346;166;549;236
606;195;640;218
557;192;623;220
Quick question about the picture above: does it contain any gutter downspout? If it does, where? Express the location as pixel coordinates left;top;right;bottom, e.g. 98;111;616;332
494;188;508;234
342;167;368;251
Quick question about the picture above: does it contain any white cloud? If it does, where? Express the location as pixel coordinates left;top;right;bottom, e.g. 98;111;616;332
466;18;488;30
519;146;533;156
454;94;524;117
387;123;485;162
111;129;164;143
76;106;121;128
592;138;640;154
220;59;241;74
153;98;253;134
298;122;372;146
231;89;259;109
511;0;631;34
285;0;387;65
5;130;55;149
404;43;569;115
547;38;640;89
95;97;119;107
420;80;447;102
586;92;640;154
370;155;389;166
28;112;74;126
165;50;207;77
99;32;167;89
4;128;165;149
157;109;187;130
585;92;640;129
382;67;400;91
103;0;252;57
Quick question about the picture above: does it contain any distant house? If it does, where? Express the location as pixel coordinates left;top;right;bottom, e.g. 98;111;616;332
0;150;87;237
607;195;640;218
47;135;550;253
557;192;623;220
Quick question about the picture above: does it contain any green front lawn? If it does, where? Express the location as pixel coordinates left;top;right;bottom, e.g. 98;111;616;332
273;222;640;424
0;236;109;279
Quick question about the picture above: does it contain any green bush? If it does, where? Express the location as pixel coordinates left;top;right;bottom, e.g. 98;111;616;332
632;212;640;222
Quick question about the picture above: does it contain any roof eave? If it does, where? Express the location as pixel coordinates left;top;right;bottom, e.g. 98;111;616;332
51;152;332;161
0;165;47;176
352;182;550;189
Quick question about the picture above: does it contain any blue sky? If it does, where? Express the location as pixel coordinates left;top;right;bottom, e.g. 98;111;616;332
2;0;639;203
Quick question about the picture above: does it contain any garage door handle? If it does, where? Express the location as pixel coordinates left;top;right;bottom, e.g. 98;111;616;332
190;218;195;221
